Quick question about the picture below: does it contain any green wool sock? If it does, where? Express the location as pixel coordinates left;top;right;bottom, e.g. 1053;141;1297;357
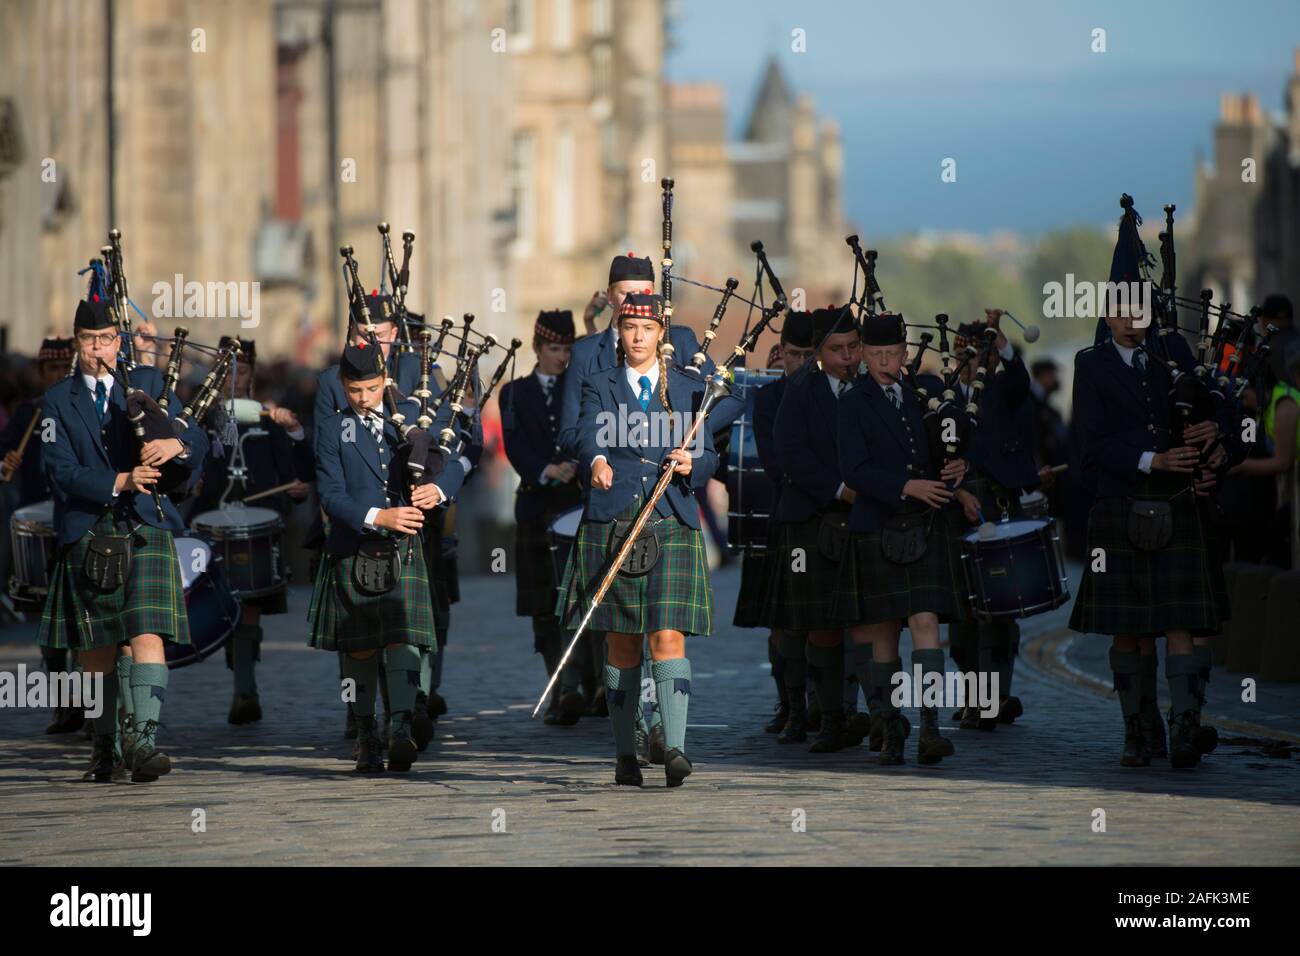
651;658;691;753
848;643;879;717
92;668;119;736
232;624;261;696
377;656;392;720
805;643;844;718
1193;644;1213;707
779;635;807;706
1139;647;1159;711
1166;654;1200;718
418;646;433;696
129;663;169;750
384;644;422;718
341;654;379;717
604;664;642;757
871;659;904;717
842;641;860;714
642;642;662;729
1109;648;1143;718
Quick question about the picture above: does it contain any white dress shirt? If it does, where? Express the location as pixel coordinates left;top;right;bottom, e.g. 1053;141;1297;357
592;362;661;470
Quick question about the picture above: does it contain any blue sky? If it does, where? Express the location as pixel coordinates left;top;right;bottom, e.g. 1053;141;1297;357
665;0;1300;236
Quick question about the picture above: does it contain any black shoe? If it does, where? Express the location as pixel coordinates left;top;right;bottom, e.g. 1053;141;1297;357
354;716;385;774
808;703;823;735
868;714;884;752
228;693;262;725
82;733;119;783
777;708;808;744
547;690;584;727
809;710;846;753
47;706;87;735
411;701;435;751
647;723;667;765
879;715;906;766
960;707;981;730
429;692;447;718
1194;723;1219;756
664;748;693;788
130;745;172;783
1168;711;1200;770
843;712;872;748
388;714;418;772
950;707;967;724
614;755;643;787
995;696;1023;724
542;696;564;725
344;704;358;740
1121;714;1150;767
1139;701;1167;759
764;701;791;734
917;710;955;765
587;686;609;718
119;716;137;769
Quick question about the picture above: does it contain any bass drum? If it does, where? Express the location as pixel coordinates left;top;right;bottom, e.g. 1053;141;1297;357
8;499;55;612
724;368;781;554
166;535;241;669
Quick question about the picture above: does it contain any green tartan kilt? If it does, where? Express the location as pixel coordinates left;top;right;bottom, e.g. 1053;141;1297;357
1068;476;1225;637
307;535;436;652
831;512;957;626
733;547;771;629
759;515;845;631
555;502;712;637
37;514;191;652
514;517;561;618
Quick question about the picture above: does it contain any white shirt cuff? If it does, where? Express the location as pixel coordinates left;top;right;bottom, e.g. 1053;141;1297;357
458;455;472;475
836;482;847;500
431;484;447;506
364;506;381;530
1138;451;1155;474
999;341;1014;361
538;467;551;484
591;454;608;470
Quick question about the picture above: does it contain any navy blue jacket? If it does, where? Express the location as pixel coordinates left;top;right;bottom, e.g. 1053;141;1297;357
575;364;717;529
772;368;849;523
314;396;466;555
838;373;943;532
41;365;209;545
500;369;581;524
963;354;1041;491
557;323;743;462
751;374;787;512
0;398;51;507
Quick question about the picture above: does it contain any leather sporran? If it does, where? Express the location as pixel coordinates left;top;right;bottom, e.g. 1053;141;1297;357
1126;499;1174;552
353;538;402;595
880;512;929;565
609;519;661;576
81;534;135;592
817;512;850;562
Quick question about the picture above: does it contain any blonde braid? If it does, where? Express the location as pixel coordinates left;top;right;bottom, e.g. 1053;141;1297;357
656;340;673;415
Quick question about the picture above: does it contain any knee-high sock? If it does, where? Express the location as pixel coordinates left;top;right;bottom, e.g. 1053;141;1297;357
384;644;422;719
429;641;445;693
1139;646;1159;712
92;669;119;736
779;634;807;712
1166;653;1200;718
805;643;844;717
642;639;661;728
1109;648;1142;718
418;646;433;697
651;658;691;753
129;663;168;750
231;623;261;697
769;638;788;705
848;642;879;717
342;654;379;718
559;632;583;693
1193;644;1213;711
911;647;946;721
871;659;904;718
377;653;392;719
116;653;135;730
604;663;641;757
979;621;1013;706
842;642;860;714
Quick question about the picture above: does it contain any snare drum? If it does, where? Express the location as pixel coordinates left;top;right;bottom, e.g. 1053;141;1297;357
548;506;583;582
1018;490;1049;520
9;499;56;609
960;518;1070;621
191;505;286;598
166;536;241;669
724;368;781;554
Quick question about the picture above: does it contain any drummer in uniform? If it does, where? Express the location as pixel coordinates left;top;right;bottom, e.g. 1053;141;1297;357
190;337;313;725
2;337;82;733
832;312;967;766
309;340;464;773
500;309;584;725
946;311;1050;731
743;311;814;734
558;291;716;788
38;294;209;782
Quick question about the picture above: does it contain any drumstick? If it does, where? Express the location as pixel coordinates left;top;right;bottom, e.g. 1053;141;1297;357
1;405;42;483
1050;464;1068;474
242;480;300;503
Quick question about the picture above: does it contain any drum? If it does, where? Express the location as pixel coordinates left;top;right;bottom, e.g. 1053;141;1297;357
548;506;584;582
960;518;1070;620
166;536;241;669
1018;489;1049;520
9;499;56;610
191;505;286;598
724;368;781;554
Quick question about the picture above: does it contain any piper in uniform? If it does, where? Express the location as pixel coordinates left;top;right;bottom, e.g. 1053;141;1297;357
832;312;966;766
191;337;313;724
309;341;464;773
500;309;585;726
743;311;814;734
558;291;717;788
37;295;209;782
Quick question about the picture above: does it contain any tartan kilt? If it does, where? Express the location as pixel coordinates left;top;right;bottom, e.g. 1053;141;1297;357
733;547;771;629
1068;476;1225;636
514;517;560;617
37;514;191;651
831;511;957;626
760;515;845;632
307;534;436;652
555;501;712;637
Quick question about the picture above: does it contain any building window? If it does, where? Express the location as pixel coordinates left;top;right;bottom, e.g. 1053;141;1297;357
554;129;575;253
508;0;534;52
591;0;612;37
512;132;535;254
552;0;573;50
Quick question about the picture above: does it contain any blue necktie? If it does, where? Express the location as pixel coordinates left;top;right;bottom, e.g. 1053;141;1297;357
1133;349;1147;374
94;380;108;422
637;375;652;412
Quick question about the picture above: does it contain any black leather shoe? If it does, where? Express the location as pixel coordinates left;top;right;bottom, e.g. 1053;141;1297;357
647;724;667;765
130;746;172;783
807;703;822;735
344;703;358;740
868;714;884;752
429;692;447;718
354;717;385;773
809;710;846;753
1194;723;1219;756
228;693;262;725
1121;714;1150;767
995;696;1023;724
614;755;643;787
411;700;435;751
587;686;609;718
47;706;87;735
387;714;418;772
960;707;981;730
764;702;790;734
1140;700;1167;758
843;712;871;748
664;748;693;788
879;715;906;766
1168;712;1200;769
82;733;119;783
917;709;955;764
777;708;808;744
950;707;967;724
